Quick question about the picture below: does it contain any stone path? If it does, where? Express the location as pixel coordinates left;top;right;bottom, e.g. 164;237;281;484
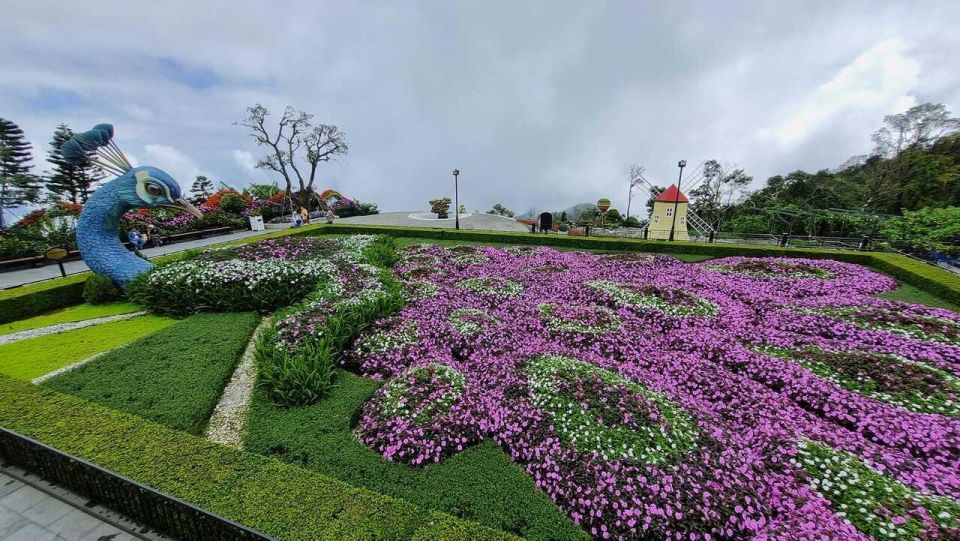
0;230;268;289
0;312;146;346
205;319;271;448
0;468;165;541
336;211;530;232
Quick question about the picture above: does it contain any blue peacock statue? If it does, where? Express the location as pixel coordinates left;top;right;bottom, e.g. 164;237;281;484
62;124;201;286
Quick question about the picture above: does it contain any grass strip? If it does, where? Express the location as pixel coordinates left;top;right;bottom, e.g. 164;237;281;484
0;301;141;336
244;371;588;540
0;315;174;380
0;375;513;540
44;312;259;435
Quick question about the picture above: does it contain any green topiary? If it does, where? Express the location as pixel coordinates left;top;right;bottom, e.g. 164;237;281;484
83;273;123;304
219;192;248;214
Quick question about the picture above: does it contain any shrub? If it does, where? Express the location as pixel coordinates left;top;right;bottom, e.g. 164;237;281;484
256;326;337;406
83;273;123;304
558;223;569;232
219;192;248;214
430;198;452;217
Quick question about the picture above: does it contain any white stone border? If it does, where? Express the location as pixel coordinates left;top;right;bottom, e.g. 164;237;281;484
407;211;473;221
0;311;147;346
205;318;272;448
32;350;112;384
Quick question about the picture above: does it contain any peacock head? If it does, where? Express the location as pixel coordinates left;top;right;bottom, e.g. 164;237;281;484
116;166;202;217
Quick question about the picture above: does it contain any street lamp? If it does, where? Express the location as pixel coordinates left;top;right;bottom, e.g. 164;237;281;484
668;159;686;241
452;169;460;230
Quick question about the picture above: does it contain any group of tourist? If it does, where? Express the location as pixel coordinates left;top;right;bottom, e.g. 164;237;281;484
127;224;162;252
291;206;336;228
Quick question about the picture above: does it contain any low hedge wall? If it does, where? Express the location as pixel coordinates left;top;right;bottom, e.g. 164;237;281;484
304;224;960;306
0;375;513;541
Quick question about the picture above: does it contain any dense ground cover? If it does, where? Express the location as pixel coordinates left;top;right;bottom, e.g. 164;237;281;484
0;301;140;335
0;314;174;380
0;376;509;541
337;243;960;539
244;370;587;540
44;312;259;434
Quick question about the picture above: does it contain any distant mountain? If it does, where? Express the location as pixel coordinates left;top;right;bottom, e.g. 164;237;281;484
517;202;597;220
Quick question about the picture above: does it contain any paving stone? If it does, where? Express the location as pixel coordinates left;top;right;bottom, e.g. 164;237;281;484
5;522;59;541
45;508;105;540
20;493;75;526
0;474;25;498
0;505;30;537
0;484;49;513
76;521;130;541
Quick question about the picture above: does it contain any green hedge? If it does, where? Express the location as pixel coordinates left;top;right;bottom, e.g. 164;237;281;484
304;224;960;305
0;375;513;541
0;274;87;324
43;312;260;434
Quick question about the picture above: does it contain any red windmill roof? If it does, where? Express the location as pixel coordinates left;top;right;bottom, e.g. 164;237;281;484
654;184;688;203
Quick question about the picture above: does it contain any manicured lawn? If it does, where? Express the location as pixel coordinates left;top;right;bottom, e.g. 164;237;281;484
44;312;260;434
244;371;587;540
0;315;175;380
0;301;141;335
878;281;960;312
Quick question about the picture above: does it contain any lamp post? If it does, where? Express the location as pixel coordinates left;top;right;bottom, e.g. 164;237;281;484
452;169;460;230
668;159;686;241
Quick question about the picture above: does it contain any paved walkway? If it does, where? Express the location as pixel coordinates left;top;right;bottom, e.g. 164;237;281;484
0;470;159;541
0;230;267;290
336;211;530;232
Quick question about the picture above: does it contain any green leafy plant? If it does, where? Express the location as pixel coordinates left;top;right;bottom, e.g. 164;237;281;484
82;273;123;304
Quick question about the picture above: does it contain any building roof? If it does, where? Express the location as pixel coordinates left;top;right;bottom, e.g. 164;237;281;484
654;184;688;203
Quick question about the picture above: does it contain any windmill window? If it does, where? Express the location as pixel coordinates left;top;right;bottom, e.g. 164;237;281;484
665;208;673;217
680;216;685;225
653;215;660;223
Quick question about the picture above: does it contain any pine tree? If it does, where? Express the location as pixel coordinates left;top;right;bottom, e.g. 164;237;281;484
0;117;40;229
45;123;103;204
190;175;214;204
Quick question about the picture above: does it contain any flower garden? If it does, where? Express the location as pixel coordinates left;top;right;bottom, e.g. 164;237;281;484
2;230;960;540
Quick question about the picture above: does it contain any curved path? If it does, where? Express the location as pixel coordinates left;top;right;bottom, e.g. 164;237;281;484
336;211;530;232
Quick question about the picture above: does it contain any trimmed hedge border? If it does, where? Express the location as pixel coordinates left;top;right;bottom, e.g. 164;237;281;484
296;224;960;306
0;375;513;541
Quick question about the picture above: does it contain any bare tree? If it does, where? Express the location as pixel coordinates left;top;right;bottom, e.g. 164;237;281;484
238;104;347;219
625;164;645;220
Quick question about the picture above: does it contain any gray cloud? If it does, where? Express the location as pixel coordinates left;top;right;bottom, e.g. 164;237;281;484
2;0;958;216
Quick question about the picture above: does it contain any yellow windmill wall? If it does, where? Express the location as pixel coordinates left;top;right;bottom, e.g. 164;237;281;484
648;201;689;240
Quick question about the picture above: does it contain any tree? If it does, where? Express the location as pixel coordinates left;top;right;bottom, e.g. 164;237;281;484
486;203;514;217
190;175;215;204
45;123;103;204
688;160;752;230
244;183;282;201
239;104;347;220
625;164;645;220
0;118;40;229
872;103;960;157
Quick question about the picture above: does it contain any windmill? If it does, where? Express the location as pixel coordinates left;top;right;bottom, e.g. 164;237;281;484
631;161;716;240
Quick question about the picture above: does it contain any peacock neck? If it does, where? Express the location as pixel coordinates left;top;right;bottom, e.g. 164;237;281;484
77;179;152;285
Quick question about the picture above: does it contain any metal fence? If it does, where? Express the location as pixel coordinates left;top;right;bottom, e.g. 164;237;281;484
0;428;272;541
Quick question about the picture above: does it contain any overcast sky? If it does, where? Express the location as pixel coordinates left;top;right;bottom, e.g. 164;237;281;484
2;1;959;216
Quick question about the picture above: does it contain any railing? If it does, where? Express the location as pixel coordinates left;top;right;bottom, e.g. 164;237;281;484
0;428;272;541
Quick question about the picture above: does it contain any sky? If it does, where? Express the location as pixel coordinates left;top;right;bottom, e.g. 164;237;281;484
2;0;959;218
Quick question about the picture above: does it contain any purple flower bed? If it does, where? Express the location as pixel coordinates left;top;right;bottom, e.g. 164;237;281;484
349;244;960;539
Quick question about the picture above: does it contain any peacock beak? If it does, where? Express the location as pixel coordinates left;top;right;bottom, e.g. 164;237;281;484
161;197;203;218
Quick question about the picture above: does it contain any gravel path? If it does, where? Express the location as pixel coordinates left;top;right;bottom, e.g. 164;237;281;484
205;318;271;448
31;349;113;385
0;312;147;346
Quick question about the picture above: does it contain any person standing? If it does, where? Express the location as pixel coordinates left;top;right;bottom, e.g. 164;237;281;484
325;208;335;224
300;206;309;224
